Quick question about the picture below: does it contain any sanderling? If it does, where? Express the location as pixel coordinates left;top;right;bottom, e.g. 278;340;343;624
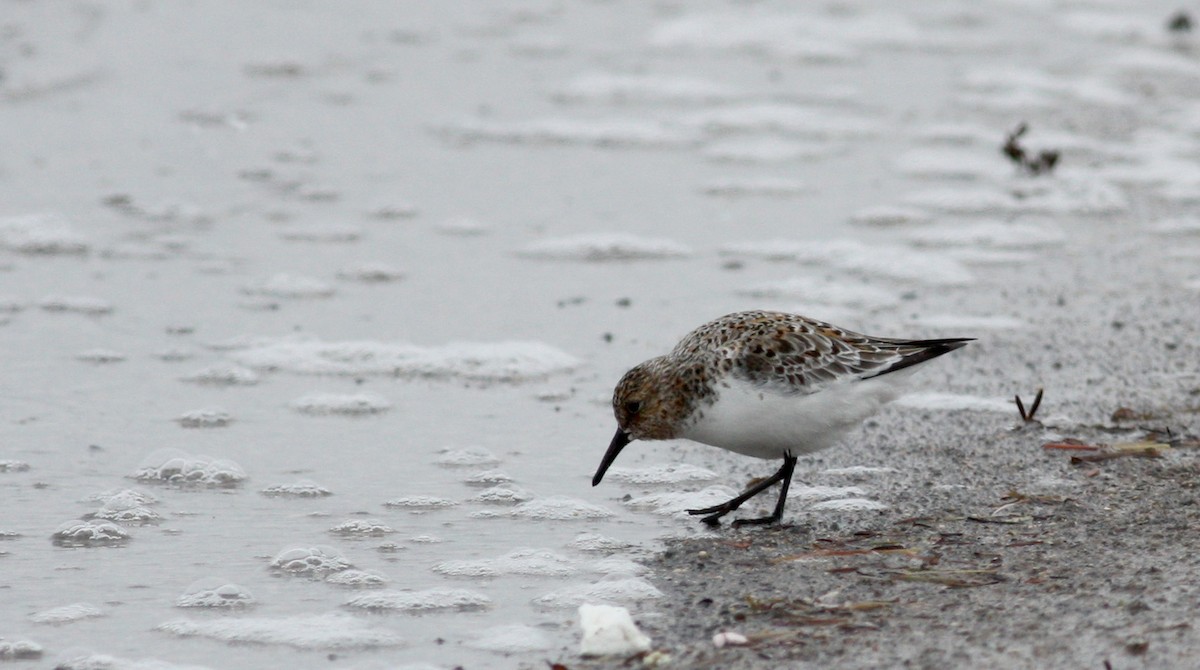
592;310;971;527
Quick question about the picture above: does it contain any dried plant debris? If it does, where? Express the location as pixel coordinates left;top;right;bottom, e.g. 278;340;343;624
1002;123;1060;176
1042;428;1198;465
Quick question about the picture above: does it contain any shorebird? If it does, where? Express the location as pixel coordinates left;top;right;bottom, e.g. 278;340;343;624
592;310;971;527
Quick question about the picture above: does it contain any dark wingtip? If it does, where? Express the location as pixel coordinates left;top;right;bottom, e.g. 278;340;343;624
866;337;974;379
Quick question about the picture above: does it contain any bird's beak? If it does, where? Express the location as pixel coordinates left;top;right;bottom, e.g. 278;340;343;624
592;429;632;486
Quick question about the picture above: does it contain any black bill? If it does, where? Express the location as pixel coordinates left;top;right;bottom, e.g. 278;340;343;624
592;429;632;486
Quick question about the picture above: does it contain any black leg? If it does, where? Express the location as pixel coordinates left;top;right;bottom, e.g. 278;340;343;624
687;454;798;526
732;455;797;527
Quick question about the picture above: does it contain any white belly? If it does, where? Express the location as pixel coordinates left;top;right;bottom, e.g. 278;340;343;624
679;372;913;460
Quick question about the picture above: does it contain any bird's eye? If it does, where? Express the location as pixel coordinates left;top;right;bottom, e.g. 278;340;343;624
624;400;642;415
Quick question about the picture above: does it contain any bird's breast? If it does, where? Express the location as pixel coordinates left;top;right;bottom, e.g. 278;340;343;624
679;374;910;459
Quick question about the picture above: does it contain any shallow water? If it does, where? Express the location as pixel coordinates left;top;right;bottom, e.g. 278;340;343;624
3;0;1198;667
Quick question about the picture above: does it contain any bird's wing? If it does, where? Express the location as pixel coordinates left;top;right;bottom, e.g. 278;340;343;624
670;311;970;396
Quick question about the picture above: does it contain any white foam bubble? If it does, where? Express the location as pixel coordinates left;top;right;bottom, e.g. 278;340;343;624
408;534;442;544
383;496;458;509
54;653;209;670
700;177;811;198
176;579;257;608
131;448;247;487
278;224;362;242
605;464;718;486
555;72;740;105
100;242;172;261
39;296;114;315
242;273;336;299
682;103;876;138
848;205;934;227
1111;49;1200;77
910;122;994;146
30;602;103;624
959;66;1132;109
89;498;161;525
468;485;534;505
174;408;233;428
269;546;352;576
328;519;395;536
156;348;195;362
0;639;41;661
737;277;894;309
76;349;126;364
509;34;567;58
808;498;889;511
325;569;391;588
0;213;89;255
157;613;404;649
180;364;260;386
290;392;392;416
894;148;1007;180
568;532;634;554
517;233;692;261
591;558;648;577
947;248;1037;266
438;117;698;149
625;486;739;517
0;460;31;472
533;578;662;609
723;239;972;286
510;496;614;520
902;221;1066;249
468;624;553;653
52;520;130;546
436;446;501;467
650;13;859;62
434;549;578;578
434;216;492;237
1057;10;1160;42
702;137;833;164
1152;218;1200;236
336;262;406;283
463;469;513;486
579;604;652;657
260;480;332;498
232;339;580;383
369;201;420;220
344;588;492;613
907;180;1127;216
84;489;158;506
1017;180;1130;215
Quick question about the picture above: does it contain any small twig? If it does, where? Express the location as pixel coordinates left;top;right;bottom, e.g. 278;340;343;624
1015;387;1044;422
1070;447;1164;464
1042;439;1099;451
1002;124;1060;176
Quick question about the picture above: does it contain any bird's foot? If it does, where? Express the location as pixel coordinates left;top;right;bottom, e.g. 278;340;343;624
687;501;740;525
731;512;783;528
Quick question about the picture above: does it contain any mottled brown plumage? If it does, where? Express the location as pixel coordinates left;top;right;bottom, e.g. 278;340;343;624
594;310;972;527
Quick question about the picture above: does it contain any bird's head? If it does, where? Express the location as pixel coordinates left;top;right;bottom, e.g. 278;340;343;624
592;358;678;486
